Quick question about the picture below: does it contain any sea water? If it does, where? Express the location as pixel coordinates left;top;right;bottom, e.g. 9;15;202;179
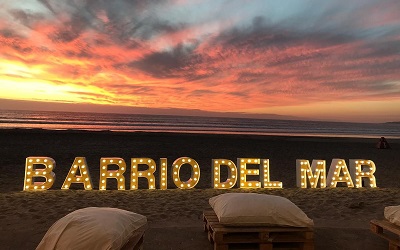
0;109;399;138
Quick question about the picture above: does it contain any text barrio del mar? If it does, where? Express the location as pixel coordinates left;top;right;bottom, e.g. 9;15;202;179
23;156;377;191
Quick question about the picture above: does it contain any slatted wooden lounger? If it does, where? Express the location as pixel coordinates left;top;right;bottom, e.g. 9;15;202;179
370;219;400;250
203;210;314;250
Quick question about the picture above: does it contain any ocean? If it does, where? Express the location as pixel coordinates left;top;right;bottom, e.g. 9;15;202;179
0;109;399;138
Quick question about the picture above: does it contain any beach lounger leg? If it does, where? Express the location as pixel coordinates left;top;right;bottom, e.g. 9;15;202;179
301;242;314;250
208;232;214;243
259;243;273;250
370;223;383;234
213;232;228;250
370;220;400;250
214;243;228;250
301;232;314;250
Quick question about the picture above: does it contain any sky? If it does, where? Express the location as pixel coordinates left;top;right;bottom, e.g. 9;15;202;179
0;0;400;122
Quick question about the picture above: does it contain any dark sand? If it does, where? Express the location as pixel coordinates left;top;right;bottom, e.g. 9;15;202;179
1;129;399;249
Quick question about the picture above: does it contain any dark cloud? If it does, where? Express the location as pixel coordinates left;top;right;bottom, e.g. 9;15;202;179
0;29;23;39
190;89;218;96
129;43;196;78
358;39;400;59
321;78;400;96
49;15;89;43
202;14;400;92
38;0;56;15
53;0;176;42
65;46;93;59
183;71;216;82
0;32;33;55
213;15;355;52
23;0;180;46
229;91;249;97
235;72;268;84
9;9;44;29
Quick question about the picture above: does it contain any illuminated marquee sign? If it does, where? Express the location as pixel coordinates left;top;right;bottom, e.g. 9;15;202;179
23;156;377;191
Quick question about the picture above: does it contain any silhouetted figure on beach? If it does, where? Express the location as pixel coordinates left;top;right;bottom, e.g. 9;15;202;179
376;137;391;149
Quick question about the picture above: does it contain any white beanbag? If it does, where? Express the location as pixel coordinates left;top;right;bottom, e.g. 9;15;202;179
384;205;400;226
209;193;313;227
36;207;147;250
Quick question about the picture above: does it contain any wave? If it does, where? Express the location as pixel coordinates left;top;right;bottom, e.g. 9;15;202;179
1;109;399;138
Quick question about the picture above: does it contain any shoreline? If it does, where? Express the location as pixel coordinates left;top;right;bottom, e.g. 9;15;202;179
2;127;400;140
1;128;399;249
1;126;400;140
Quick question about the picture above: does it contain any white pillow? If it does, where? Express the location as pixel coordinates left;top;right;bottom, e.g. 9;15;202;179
384;205;400;226
209;193;313;227
36;207;147;250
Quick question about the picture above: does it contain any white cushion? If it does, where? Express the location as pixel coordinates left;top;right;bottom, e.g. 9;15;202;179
36;207;147;250
209;193;313;227
384;205;400;226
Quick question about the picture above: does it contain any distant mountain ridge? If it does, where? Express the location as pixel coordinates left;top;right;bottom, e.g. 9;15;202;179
0;98;300;121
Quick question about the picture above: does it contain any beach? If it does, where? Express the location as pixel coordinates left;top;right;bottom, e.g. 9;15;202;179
1;129;399;249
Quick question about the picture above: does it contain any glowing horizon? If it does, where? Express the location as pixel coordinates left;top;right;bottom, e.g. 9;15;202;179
1;0;400;122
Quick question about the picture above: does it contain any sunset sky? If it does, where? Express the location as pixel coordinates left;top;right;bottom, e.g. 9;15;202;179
1;0;400;122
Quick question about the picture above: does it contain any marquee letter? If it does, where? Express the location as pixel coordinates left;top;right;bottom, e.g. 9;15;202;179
24;157;55;191
131;158;156;190
160;158;168;190
326;159;354;188
62;157;93;190
212;159;237;189
238;158;261;188
99;158;126;190
296;159;326;188
172;157;200;189
261;159;282;188
350;159;377;188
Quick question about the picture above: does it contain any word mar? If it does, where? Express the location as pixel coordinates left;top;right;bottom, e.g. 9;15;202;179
23;156;377;191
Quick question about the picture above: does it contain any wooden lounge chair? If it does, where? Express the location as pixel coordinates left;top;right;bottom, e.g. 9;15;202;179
370;219;400;250
203;210;314;250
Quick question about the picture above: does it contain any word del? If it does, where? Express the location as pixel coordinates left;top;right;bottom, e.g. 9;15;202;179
23;156;377;191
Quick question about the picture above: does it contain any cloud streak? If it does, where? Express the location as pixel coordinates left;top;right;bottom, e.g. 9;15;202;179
0;0;400;121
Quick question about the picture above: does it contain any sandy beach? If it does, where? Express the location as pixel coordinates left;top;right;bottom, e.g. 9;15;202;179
1;129;399;249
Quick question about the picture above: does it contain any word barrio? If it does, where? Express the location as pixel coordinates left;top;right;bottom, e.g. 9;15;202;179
23;156;377;191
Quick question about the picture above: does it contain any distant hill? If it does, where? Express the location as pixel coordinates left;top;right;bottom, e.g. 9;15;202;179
0;98;300;121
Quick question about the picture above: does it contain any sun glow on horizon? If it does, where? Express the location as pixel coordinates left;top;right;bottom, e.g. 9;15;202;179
242;100;400;122
0;60;114;104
